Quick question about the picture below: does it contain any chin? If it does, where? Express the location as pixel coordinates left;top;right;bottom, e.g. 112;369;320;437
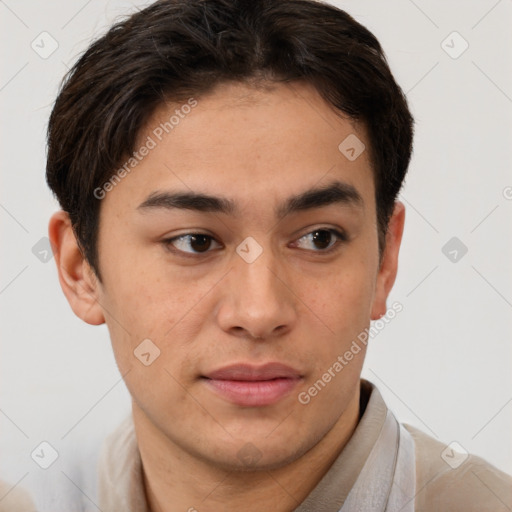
195;432;314;473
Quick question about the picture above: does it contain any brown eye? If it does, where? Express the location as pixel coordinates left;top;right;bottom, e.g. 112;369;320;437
294;228;347;252
189;234;212;252
311;230;333;249
163;233;221;255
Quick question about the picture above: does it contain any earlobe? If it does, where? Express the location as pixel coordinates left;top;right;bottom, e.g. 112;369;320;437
48;211;105;326
370;202;405;321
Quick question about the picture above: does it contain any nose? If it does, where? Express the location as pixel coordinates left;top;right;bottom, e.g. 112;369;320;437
215;245;297;341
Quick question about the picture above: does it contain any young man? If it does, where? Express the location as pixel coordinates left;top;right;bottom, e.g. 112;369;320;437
42;0;510;510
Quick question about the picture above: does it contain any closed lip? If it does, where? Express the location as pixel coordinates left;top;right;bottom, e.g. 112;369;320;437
202;362;303;406
203;362;303;381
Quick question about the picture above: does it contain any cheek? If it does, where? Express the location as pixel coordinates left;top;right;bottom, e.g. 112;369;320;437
99;276;201;412
98;262;215;373
307;257;376;334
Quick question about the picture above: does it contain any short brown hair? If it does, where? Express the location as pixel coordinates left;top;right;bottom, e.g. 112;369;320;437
46;0;414;279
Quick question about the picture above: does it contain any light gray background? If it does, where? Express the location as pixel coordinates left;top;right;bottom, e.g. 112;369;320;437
1;0;511;502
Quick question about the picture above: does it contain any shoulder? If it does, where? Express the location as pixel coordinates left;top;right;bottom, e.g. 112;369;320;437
404;424;512;512
0;479;36;512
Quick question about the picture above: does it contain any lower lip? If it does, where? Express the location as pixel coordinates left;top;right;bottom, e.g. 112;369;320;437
203;377;301;406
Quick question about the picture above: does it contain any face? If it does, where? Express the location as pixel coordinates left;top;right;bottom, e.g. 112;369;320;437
54;81;403;471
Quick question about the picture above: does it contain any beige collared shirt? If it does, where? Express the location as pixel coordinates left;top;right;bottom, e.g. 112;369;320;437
97;380;512;511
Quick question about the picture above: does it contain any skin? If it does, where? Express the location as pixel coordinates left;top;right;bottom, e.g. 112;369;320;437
49;81;405;512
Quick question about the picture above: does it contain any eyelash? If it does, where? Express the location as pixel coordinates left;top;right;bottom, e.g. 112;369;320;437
161;228;348;258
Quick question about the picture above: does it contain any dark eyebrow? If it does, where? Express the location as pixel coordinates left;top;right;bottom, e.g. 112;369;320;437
137;191;236;214
137;180;363;217
276;180;363;219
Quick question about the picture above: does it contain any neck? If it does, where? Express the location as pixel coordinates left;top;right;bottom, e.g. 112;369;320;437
134;389;361;512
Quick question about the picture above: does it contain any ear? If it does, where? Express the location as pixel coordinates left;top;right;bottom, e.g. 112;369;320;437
370;201;405;320
48;211;105;325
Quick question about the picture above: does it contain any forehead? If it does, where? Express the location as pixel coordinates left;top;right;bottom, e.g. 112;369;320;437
107;81;375;216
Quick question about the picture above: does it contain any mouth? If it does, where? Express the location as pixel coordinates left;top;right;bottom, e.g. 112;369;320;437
201;363;303;407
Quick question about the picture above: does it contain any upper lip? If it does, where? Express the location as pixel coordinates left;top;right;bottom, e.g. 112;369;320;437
204;363;302;381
